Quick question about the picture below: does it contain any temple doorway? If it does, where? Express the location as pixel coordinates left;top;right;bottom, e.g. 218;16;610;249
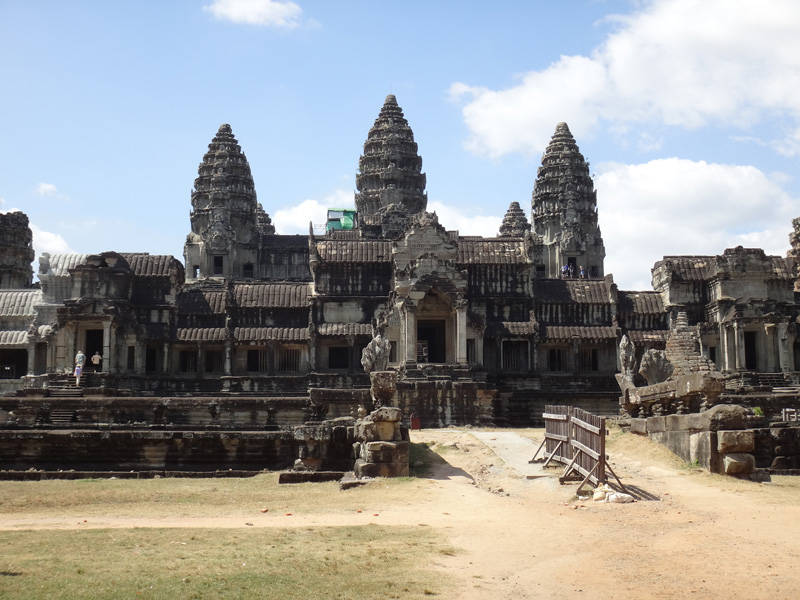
418;319;446;363
85;329;104;359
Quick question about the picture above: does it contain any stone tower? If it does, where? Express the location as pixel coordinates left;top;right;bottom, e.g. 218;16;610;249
531;122;605;278
498;201;531;237
355;95;427;229
184;124;274;281
0;211;34;289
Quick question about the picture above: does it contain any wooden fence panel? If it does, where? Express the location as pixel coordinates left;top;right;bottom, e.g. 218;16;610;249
542;404;572;465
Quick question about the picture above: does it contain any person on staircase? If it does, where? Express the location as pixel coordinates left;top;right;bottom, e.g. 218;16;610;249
74;350;86;387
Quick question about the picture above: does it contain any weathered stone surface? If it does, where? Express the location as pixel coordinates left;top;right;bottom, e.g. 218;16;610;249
639;349;673;385
354;458;380;479
718;430;755;454
364;441;409;464
723;453;756;476
372;406;402;422
375;421;397;441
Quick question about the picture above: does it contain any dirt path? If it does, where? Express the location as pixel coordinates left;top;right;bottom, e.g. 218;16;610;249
2;429;800;599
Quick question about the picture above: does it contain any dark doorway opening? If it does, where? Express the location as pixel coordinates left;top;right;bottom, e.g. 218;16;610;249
418;319;446;363
85;329;103;359
744;331;758;370
0;349;27;378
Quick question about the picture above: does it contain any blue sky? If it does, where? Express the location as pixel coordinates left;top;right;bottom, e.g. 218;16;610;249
2;0;800;290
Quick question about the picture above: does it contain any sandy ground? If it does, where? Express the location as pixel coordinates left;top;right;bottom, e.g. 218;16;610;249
3;428;800;599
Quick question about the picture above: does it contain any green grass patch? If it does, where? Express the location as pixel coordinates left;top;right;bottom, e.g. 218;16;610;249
0;526;450;599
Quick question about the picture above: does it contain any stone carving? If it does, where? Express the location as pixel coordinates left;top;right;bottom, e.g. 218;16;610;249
619;334;637;381
361;332;391;373
369;371;397;409
639;349;674;385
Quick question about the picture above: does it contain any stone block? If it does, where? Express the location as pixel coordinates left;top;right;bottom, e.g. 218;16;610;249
374;462;409;478
372;407;402;422
354;459;379;478
647;416;666;433
293;424;330;442
630;418;648;435
717;430;755;454
365;441;409;464
690;431;716;471
376;421;397;441
723;453;756;476
356;421;377;442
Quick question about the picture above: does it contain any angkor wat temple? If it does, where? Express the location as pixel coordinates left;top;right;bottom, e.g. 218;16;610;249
2;95;800;432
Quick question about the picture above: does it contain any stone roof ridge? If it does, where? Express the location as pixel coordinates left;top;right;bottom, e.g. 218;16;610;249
38;253;90;277
498;201;531;237
0;289;43;315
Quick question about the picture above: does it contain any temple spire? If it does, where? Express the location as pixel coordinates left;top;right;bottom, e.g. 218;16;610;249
531;122;605;278
498;201;531;237
184;124;273;280
355;95;427;222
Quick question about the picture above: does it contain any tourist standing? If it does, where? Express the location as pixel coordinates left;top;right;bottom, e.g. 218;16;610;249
91;351;102;372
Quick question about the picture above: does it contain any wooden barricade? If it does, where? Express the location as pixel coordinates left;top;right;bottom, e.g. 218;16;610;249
530;405;573;468
531;405;627;493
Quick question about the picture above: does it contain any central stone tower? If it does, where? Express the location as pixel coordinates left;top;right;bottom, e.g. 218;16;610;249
355;95;427;236
531;122;605;278
184;124;275;280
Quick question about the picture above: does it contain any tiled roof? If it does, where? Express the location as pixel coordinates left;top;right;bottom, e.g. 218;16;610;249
315;240;391;263
177;289;227;313
534;279;610;303
458;239;528;264
120;253;180;276
626;330;669;344
0;330;28;347
176;328;228;342
542;325;618;342
234;327;309;342
316;323;373;337
234;283;309;308
0;290;42;315
656;256;714;281
485;321;537;336
40;254;89;276
617;291;664;315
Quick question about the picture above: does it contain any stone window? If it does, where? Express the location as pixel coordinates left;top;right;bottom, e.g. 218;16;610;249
708;346;717;365
502;340;528;371
193;265;199;279
179;350;197;374
389;341;398;363
548;347;568;372
276;346;300;373
204;349;224;373
213;255;224;276
578;347;599;372
246;349;267;373
328;346;349;370
243;262;254;278
126;346;135;370
466;339;476;365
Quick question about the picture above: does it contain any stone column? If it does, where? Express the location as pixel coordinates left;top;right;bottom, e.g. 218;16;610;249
162;342;170;374
346;334;356;374
267;340;277;376
734;321;745;371
65;323;76;373
102;321;113;372
135;340;145;374
26;339;35;376
195;342;202;379
224;339;233;376
403;304;416;365
456;300;467;365
777;322;790;373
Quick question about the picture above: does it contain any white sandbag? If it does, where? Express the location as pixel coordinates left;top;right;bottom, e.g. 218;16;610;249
606;492;635;503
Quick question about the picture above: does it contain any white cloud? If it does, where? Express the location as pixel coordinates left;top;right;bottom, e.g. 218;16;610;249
451;0;800;157
35;183;59;196
427;200;501;236
273;189;352;234
596;158;796;290
30;223;74;258
203;0;303;28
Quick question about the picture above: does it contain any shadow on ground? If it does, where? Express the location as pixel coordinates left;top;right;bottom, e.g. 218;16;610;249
409;442;474;482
